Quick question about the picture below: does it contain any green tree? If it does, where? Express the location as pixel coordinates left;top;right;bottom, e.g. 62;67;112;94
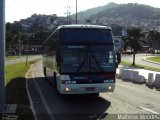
155;32;160;53
30;31;51;45
111;24;123;36
147;30;157;53
6;31;14;56
6;23;14;56
14;32;28;56
125;27;143;66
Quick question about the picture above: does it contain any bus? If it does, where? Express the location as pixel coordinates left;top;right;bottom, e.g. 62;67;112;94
42;24;120;95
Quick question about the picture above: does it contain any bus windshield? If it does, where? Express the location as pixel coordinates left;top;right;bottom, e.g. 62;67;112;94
61;28;113;43
61;45;115;73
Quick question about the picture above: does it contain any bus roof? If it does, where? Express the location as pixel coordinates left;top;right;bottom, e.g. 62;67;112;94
57;24;112;30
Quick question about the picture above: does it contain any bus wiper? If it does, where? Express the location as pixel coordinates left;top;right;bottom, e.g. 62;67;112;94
91;53;104;72
76;54;88;72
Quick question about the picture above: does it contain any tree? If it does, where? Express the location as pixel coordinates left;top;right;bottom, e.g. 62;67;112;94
6;31;14;56
125;27;143;66
30;31;51;45
14;32;28;56
6;23;14;56
155;32;160;53
11;22;22;34
111;24;123;36
147;30;160;53
147;30;157;53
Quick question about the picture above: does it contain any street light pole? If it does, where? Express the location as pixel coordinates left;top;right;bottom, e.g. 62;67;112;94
76;0;77;24
0;0;6;113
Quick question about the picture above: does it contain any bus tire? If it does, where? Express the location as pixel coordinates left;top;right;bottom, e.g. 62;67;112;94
53;72;61;95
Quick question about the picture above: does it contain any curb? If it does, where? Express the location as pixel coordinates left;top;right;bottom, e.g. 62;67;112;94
141;59;160;65
25;64;38;120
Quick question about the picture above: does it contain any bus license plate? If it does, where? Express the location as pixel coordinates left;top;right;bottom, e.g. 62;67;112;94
85;87;95;91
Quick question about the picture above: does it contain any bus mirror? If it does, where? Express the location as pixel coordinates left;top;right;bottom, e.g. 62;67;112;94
116;52;121;64
116;62;119;68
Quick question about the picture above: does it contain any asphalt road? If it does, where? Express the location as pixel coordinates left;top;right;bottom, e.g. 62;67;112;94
5;55;42;65
122;54;160;69
26;61;160;120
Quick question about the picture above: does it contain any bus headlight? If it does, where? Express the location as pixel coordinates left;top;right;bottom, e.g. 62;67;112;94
65;88;70;92
108;86;112;90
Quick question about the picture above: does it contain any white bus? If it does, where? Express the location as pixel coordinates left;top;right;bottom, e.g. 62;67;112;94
42;25;120;95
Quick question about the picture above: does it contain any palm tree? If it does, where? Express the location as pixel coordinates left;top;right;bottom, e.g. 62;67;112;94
124;27;143;66
148;30;160;53
147;30;157;53
155;32;160;53
6;23;14;56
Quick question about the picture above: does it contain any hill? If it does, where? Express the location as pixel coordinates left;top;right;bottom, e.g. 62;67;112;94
89;3;160;20
71;2;120;21
73;3;160;32
10;14;66;33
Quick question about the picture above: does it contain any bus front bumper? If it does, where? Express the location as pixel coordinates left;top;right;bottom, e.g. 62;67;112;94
59;83;115;94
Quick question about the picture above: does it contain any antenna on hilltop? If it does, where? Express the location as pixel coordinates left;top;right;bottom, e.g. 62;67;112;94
64;0;71;24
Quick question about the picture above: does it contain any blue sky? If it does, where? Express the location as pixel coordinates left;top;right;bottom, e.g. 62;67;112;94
6;0;160;23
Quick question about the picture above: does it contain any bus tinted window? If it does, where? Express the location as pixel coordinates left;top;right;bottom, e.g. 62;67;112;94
61;28;113;43
61;45;115;73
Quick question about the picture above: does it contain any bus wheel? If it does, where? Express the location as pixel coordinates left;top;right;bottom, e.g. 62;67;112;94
43;67;46;76
53;73;62;96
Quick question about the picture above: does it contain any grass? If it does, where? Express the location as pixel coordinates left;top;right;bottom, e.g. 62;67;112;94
147;57;160;63
120;61;160;72
5;59;39;120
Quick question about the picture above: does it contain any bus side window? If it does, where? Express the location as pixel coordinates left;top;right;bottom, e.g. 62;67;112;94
55;31;60;65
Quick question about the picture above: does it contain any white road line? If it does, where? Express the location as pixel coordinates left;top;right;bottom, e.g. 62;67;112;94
25;67;38;120
32;67;56;120
138;106;159;114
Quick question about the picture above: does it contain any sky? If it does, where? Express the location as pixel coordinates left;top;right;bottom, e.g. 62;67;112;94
6;0;160;23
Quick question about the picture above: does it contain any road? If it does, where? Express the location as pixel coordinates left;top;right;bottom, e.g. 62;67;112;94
26;61;160;120
122;54;160;69
5;55;42;65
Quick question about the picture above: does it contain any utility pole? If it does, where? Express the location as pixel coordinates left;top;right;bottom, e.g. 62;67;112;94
0;0;6;113
76;0;77;24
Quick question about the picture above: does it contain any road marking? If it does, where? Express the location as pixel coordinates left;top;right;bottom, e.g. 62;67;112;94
25;66;38;120
32;67;56;120
138;106;159;114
